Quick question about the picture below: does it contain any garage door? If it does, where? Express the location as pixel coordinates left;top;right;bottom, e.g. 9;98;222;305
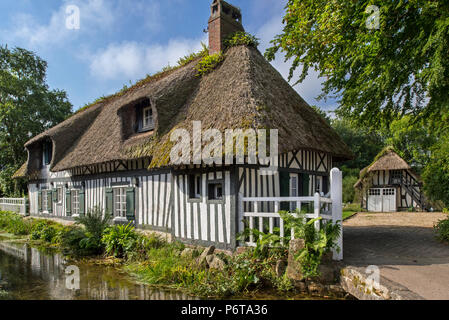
368;188;396;212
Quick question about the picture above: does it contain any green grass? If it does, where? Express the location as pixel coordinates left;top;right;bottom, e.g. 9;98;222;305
342;203;362;220
343;211;358;220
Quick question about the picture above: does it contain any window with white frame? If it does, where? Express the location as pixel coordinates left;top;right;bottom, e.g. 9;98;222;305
113;187;127;217
42;190;48;211
57;187;63;203
208;182;223;201
142;106;154;130
71;190;80;215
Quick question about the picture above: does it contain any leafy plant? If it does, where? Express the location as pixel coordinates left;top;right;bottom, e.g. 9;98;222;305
102;223;138;258
74;206;111;253
0;211;33;235
224;32;260;49
196;52;225;76
435;216;449;242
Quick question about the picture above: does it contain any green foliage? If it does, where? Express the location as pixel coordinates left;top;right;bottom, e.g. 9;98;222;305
266;0;449;129
343;203;362;212
342;175;358;204
385;116;437;172
331;118;384;169
434;215;449;242
31;220;57;242
224;32;260;49
74;207;111;252
0;211;33;235
177;43;209;66
60;227;92;256
422;135;449;208
102;223;138;258
196;52;225;76
0;46;72;195
280;211;341;278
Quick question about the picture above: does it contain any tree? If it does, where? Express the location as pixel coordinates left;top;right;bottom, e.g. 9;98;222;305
385;115;437;172
266;0;449;129
422;134;449;208
331;118;384;170
0;46;72;196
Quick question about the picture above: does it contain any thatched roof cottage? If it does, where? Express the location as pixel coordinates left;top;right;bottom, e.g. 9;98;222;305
354;147;427;212
15;0;352;249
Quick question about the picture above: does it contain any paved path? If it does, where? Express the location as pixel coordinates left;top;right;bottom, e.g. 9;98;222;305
343;212;449;300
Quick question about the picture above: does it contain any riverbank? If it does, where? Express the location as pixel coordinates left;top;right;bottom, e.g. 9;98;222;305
0;211;348;300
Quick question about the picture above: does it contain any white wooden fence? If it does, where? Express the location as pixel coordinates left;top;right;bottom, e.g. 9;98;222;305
238;168;343;260
0;198;28;215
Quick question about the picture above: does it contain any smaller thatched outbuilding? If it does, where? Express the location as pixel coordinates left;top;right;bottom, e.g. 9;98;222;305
354;147;427;212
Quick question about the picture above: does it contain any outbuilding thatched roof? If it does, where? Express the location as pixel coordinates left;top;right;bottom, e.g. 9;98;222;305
354;147;412;188
17;45;353;178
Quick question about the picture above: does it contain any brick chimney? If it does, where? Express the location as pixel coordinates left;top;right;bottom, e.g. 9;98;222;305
208;0;244;55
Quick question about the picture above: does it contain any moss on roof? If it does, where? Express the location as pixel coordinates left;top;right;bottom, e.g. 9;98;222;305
20;42;353;177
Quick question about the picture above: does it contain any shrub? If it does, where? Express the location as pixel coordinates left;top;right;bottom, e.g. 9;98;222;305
435;216;449;242
74;207;111;253
342;175;358;203
102;223;138;258
224;32;260;49
60;227;90;256
196;52;225;76
343;203;362;212
0;211;33;235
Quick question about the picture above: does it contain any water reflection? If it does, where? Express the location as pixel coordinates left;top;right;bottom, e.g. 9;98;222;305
0;242;195;300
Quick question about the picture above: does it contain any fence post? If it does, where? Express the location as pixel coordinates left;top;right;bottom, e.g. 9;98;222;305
314;193;321;231
331;168;343;261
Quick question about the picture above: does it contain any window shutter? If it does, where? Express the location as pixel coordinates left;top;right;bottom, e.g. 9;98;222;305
38;191;42;212
79;189;86;216
279;171;290;211
126;187;135;221
47;191;53;214
52;189;57;202
301;173;310;196
66;190;71;216
105;188;113;216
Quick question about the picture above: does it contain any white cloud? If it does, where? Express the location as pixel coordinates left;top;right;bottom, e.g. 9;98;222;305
88;37;207;80
4;0;115;48
1;0;163;50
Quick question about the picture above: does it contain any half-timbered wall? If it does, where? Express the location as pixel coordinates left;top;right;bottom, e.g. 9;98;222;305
29;171;172;231
364;169;421;210
172;170;234;250
279;150;332;173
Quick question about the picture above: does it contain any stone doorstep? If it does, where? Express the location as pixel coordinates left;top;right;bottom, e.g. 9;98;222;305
340;266;425;300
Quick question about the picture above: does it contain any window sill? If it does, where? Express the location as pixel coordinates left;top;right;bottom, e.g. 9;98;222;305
187;198;202;203
206;199;225;205
113;217;129;224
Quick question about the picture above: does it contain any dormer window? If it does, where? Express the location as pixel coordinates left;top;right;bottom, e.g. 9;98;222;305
43;141;52;166
142;106;154;131
135;98;155;133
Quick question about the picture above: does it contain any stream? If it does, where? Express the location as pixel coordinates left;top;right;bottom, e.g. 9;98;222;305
0;240;195;300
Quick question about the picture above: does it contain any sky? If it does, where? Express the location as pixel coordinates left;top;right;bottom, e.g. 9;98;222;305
0;0;338;112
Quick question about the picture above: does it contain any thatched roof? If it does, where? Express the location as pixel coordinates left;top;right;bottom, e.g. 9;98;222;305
18;45;353;177
367;147;411;172
354;147;412;188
